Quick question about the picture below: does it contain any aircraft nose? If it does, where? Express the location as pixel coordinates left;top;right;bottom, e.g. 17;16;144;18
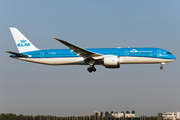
171;54;176;60
173;55;176;60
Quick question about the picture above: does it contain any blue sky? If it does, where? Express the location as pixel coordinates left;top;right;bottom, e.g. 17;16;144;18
0;0;180;116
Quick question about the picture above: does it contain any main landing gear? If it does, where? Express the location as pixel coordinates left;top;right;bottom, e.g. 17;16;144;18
87;66;96;73
85;58;97;73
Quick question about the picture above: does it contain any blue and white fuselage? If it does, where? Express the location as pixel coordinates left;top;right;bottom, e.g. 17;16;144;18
6;28;176;73
19;48;175;65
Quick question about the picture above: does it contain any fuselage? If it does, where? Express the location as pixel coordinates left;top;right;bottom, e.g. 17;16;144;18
7;27;176;72
14;47;176;65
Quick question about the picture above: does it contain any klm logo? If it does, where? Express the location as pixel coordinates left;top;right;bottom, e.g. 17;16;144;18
17;39;30;47
130;49;138;53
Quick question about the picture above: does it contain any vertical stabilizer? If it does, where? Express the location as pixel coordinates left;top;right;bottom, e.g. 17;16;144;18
9;27;39;53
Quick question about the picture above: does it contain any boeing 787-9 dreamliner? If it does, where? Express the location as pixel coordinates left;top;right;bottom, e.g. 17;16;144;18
6;28;176;73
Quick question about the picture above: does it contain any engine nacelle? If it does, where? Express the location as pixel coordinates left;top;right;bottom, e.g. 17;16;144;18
103;56;120;68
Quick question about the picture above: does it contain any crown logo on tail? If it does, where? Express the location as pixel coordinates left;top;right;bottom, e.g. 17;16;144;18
21;39;27;43
17;39;30;47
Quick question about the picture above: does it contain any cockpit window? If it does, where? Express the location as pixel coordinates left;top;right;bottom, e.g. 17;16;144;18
167;52;172;54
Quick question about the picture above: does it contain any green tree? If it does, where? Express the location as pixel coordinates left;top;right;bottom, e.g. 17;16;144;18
126;111;130;114
105;111;109;117
95;113;99;117
100;112;103;117
0;115;4;120
132;110;135;114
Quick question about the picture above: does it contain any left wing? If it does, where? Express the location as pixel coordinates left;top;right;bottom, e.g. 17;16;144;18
53;37;103;59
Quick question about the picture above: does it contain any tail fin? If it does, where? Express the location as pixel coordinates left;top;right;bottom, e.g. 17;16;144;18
9;27;39;53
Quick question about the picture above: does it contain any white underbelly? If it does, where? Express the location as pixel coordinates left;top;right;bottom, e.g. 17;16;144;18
120;57;175;64
16;56;175;65
17;57;86;65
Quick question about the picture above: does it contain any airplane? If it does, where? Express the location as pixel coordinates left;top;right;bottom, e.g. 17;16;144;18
6;27;176;73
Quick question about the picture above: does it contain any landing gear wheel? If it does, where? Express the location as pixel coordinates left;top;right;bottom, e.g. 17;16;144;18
87;67;92;73
92;67;96;72
160;66;163;70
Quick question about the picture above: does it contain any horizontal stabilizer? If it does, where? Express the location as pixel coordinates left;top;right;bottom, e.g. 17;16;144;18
5;51;28;57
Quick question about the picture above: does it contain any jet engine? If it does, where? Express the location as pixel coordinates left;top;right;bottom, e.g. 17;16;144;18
103;56;120;68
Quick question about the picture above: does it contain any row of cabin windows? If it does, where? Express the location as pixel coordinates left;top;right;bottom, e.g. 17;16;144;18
48;53;76;56
36;52;157;56
48;53;121;56
47;52;171;56
102;53;120;54
130;53;138;54
140;52;153;54
130;52;153;54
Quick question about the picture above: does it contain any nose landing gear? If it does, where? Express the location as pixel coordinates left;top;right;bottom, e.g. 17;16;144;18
160;66;163;70
160;62;165;70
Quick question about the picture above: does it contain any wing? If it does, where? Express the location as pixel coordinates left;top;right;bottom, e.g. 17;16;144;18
53;37;103;59
5;51;28;57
